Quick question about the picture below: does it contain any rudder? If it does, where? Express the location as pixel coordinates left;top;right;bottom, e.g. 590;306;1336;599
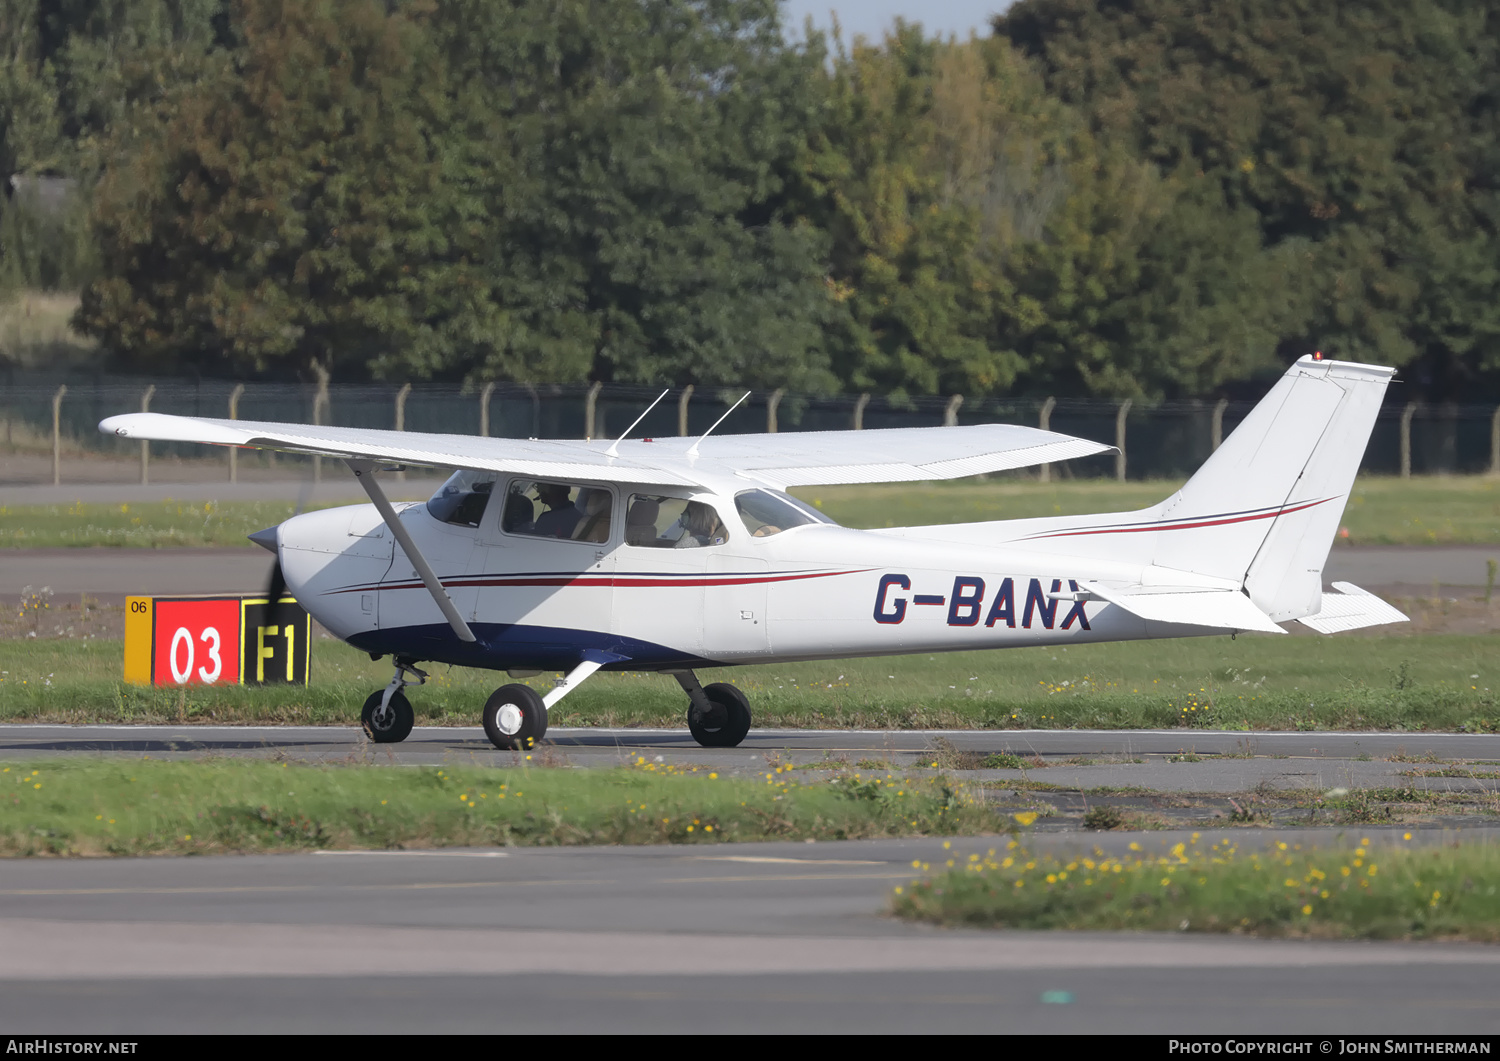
1151;356;1394;620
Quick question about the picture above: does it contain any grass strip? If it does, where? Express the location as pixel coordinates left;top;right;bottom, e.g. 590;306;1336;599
0;757;1003;857
3;634;1495;732
0;499;346;549
892;834;1500;941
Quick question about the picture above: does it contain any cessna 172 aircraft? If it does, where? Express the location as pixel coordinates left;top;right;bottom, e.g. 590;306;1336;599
100;355;1406;751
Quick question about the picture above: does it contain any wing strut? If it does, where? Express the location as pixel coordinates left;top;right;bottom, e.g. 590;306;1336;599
346;459;477;643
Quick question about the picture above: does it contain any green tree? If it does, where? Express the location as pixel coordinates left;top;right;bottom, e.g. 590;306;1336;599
429;0;836;390
1007;154;1306;399
794;24;1285;401
37;0;225;156
78;0;484;378
999;0;1500;398
794;26;1044;399
0;0;60;183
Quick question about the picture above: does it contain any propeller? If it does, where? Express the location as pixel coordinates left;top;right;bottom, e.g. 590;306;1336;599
248;525;287;601
248;474;314;605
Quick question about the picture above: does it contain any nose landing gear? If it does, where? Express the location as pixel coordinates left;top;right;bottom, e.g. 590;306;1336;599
361;659;425;743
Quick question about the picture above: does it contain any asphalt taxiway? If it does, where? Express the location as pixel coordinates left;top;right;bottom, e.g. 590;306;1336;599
4;831;1500;1033
6;721;1500;1030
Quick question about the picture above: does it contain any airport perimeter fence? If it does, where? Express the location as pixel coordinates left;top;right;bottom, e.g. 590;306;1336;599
2;368;1499;485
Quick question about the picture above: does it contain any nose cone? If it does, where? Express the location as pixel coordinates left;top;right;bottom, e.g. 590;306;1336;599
248;526;279;554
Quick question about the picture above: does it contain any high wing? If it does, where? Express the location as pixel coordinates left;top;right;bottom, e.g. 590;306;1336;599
662;426;1113;488
98;413;1114;489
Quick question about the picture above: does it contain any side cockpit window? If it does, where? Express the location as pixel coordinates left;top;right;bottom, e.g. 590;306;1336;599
426;470;498;528
625;494;728;548
503;480;614;543
734;489;832;538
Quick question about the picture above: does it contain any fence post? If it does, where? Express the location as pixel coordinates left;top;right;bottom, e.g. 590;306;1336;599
1490;405;1499;477
479;381;496;438
584;381;602;439
1400;401;1420;479
677;385;693;436
944;394;963;426
1212;398;1228;451
525;382;540;437
51;385;66;486
1438;402;1458;473
1038;397;1056;483
139;385;155;485
228;383;244;482
394;383;411;481
767;389;784;433
853;393;870;430
1115;399;1132;482
312;363;330;483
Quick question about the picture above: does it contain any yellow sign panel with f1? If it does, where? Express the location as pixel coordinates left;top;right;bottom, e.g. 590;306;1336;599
240;596;310;684
123;595;311;686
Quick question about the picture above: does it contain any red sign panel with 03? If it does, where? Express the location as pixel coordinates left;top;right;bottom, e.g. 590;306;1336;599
150;598;242;686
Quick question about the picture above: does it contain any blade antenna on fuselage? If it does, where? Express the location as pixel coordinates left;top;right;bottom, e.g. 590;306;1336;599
605;388;670;459
687;391;751;458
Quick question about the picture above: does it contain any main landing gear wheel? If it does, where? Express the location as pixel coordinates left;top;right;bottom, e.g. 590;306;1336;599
362;689;415;743
483;683;548;751
687;682;752;748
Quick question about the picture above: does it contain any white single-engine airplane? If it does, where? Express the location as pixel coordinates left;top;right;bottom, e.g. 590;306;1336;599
100;355;1406;750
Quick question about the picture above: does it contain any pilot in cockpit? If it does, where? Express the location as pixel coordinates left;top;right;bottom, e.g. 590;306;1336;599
531;482;582;538
674;501;728;547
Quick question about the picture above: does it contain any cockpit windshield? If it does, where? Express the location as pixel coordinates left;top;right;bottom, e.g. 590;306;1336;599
734;489;835;537
426;470;498;528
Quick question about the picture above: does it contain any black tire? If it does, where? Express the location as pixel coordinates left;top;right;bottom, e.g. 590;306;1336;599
688;682;752;748
361;689;415;743
483;683;548;751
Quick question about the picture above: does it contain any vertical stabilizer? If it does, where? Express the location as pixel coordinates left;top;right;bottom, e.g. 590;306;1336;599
1151;357;1394;620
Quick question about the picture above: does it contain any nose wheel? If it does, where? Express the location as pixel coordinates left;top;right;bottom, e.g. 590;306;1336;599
361;689;414;743
361;659;425;743
483;683;548;750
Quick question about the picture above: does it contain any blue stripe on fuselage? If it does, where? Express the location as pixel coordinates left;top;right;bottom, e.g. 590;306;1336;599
346;622;715;672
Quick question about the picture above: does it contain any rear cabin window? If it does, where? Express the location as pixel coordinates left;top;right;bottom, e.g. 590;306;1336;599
734;489;832;537
426;471;498;528
625;495;729;548
503;480;614;543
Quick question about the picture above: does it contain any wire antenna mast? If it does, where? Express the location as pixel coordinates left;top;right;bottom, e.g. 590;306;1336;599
687;391;751;458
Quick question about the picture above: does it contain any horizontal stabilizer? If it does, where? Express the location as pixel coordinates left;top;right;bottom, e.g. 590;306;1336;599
1082;583;1286;634
1295;582;1409;635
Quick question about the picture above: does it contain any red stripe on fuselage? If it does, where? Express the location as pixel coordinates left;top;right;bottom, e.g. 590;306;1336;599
329;567;873;595
1021;497;1336;541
